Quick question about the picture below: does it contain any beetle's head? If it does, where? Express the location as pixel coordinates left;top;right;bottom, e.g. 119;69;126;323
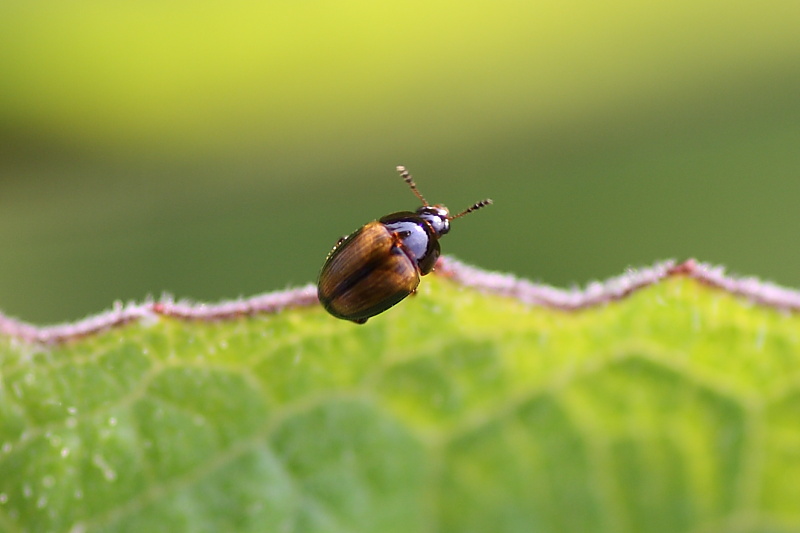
416;205;450;236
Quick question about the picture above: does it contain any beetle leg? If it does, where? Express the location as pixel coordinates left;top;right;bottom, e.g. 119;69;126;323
328;235;349;253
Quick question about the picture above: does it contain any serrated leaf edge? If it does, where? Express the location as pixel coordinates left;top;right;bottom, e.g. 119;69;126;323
1;257;798;344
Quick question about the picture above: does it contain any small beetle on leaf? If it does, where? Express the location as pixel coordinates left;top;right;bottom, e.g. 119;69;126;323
317;166;492;324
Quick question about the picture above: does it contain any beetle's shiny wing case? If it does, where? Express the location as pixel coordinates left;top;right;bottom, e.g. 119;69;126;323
318;221;420;323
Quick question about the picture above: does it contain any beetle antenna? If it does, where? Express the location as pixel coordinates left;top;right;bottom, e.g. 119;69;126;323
449;198;493;220
396;165;429;206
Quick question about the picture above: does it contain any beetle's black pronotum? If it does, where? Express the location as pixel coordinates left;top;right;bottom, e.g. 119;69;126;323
317;166;492;324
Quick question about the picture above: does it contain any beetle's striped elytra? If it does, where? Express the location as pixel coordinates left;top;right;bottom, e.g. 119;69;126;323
317;166;492;323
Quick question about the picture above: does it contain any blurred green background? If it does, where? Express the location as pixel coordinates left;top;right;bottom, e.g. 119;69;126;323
1;1;799;324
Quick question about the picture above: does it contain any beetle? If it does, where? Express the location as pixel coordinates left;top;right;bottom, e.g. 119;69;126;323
317;165;492;324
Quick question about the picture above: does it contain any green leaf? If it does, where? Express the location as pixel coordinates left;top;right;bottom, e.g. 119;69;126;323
2;263;800;532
